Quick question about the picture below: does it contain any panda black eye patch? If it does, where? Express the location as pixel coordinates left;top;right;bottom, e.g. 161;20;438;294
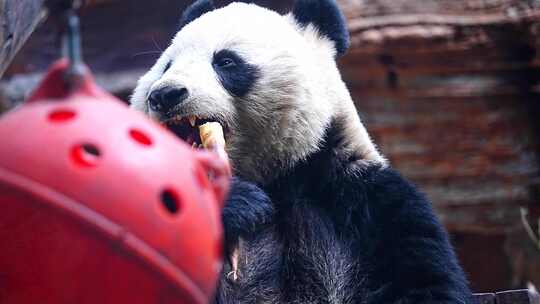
212;49;260;97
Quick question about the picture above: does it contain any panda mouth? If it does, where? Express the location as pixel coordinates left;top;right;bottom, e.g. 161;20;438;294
164;116;227;148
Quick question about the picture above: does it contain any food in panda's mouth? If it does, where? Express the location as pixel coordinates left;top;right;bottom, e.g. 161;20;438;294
164;115;227;149
199;122;226;150
165;116;231;176
199;121;231;177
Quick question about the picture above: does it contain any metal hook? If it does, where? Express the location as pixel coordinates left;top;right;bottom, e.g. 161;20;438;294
61;8;85;88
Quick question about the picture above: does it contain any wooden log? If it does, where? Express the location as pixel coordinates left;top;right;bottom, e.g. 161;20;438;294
0;0;47;77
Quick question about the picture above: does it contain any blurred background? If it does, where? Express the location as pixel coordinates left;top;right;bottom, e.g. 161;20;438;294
1;0;539;293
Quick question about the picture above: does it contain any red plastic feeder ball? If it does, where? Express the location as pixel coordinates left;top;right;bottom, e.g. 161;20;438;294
0;60;229;304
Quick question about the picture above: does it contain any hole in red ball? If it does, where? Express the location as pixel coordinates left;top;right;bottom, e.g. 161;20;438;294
129;129;152;146
71;144;101;167
161;189;181;215
49;109;76;122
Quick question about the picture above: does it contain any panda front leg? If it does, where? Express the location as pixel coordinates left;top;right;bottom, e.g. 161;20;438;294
220;177;274;278
351;166;473;304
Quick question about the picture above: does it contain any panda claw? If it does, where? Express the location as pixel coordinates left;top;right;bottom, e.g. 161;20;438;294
226;245;240;281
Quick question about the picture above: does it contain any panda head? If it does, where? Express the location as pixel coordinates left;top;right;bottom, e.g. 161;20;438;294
131;0;384;183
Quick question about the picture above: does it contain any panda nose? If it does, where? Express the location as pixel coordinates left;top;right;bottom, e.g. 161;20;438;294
148;87;189;112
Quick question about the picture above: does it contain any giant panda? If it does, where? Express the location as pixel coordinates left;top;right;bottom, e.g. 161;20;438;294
130;0;473;303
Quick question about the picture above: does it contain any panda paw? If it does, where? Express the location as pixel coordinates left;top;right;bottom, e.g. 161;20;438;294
221;177;273;280
222;177;274;246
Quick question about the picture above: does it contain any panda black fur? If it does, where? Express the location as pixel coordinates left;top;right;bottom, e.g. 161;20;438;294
219;121;472;304
131;1;473;303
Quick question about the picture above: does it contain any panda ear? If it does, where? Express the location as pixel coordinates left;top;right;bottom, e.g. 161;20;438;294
291;0;349;57
178;0;216;30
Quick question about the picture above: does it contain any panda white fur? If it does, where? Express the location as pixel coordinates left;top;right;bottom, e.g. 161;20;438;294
131;1;472;303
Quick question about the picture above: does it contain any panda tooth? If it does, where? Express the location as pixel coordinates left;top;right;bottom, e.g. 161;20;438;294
188;116;197;127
